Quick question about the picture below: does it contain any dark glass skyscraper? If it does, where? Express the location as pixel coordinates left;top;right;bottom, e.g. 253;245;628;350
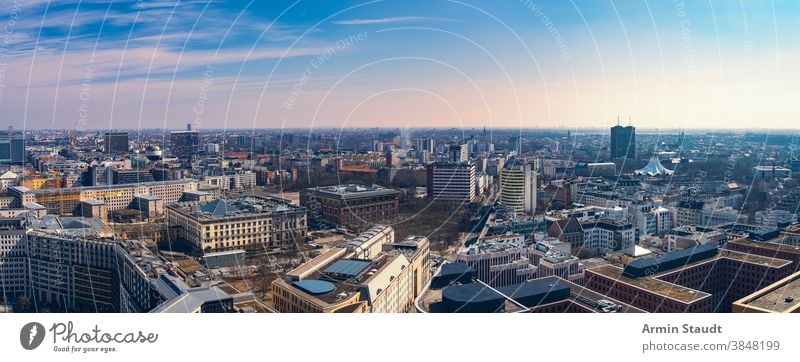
610;125;636;159
103;132;130;154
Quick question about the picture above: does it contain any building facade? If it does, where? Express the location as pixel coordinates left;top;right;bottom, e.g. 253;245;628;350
166;196;307;253
300;184;400;231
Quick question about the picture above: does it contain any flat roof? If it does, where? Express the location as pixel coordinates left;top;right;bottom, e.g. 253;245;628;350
727;237;800;255
17;179;197;194
741;271;800;312
588;264;711;303
322;259;371;278
303;184;399;199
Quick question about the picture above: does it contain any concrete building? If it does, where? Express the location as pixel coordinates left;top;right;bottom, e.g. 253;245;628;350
755;209;797;228
103;132;130;154
271;228;430;313
449;143;468;163
0;171;18;192
300;184;400;231
733;270;800;313
203;171;256;190
112;169;155;185
427;162;477;203
676;199;704;226
0;217;27;303
7;179;200;215
754;165;791;180
170;126;200;160
167;196;307;253
499;162;537;214
456;233;537;287
584;245;793;312
610;124;636;159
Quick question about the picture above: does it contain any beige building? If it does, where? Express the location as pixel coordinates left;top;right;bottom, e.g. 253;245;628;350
272;227;430;313
7;179;200;215
166;196;307;253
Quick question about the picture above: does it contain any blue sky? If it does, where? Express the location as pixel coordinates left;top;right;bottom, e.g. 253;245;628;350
1;0;798;130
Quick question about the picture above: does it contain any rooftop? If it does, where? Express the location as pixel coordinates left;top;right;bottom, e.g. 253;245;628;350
737;271;800;312
168;195;303;220
303;184;399;199
588;264;712;303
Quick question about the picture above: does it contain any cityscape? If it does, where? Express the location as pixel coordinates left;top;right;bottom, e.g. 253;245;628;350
0;0;799;320
1;126;799;314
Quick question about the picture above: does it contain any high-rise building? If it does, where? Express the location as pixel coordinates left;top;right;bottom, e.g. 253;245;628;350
449;144;468;163
103;132;130;154
499;161;537;214
610;124;636;159
427;162;477;203
417;138;435;152
0;126;25;164
170;124;200;159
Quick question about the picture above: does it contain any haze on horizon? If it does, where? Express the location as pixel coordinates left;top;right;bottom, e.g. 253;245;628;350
1;0;798;131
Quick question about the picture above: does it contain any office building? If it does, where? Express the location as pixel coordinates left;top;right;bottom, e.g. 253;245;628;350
427;162;477;203
456;234;537;287
7;179;200;215
419;268;643;313
499;162;537;214
610;124;636;159
20;214;232;313
732;270;800;313
584;245;793;312
166;196;307;253
112;169;156;185
754;165;791;180
755;209;798;228
300;184;400;231
0;126;25;165
0;217;27;303
271;228;430;313
449;144;468;163
676;199;704;226
170;124;200;159
103;132;130;154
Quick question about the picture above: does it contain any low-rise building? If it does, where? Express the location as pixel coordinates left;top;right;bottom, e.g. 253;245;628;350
166;196;307;253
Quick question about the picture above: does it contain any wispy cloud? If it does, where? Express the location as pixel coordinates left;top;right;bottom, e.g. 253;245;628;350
333;16;456;25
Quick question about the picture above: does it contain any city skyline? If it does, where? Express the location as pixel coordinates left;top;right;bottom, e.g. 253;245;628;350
1;0;799;130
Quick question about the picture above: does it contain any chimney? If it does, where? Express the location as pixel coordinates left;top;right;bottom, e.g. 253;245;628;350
187;123;192;131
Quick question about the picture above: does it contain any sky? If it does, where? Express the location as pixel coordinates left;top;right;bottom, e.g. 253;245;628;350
0;0;798;131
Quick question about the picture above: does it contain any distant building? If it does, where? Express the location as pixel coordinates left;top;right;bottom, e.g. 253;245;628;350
427;162;477;203
755;209;797;228
754;165;791;180
0;126;25;164
170;125;200;159
676;199;704;226
103;132;130;154
610;124;635;159
449;144;468;163
300;184;400;231
112;169;155;185
8;179;199;215
499;161;537;214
